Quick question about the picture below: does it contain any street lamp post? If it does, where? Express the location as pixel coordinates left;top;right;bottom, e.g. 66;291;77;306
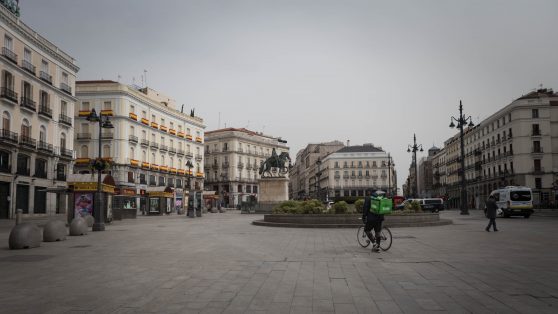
186;160;194;217
407;134;423;198
315;157;322;201
387;153;394;197
449;100;475;215
86;108;114;231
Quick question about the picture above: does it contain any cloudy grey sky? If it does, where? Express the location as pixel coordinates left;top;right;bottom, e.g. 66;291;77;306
20;0;558;191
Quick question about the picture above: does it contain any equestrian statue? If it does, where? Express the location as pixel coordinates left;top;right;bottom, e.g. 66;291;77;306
259;148;291;177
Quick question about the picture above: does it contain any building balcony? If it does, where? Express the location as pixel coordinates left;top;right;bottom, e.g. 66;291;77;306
19;135;36;149
34;170;48;179
141;161;150;169
39;71;52;85
186;152;193;158
21;60;36;75
0;164;11;173
37;141;53;153
0;129;18;144
168;147;176;155
20;96;36;112
128;135;138;143
60;148;73;158
150;142;159;149
160;125;168;132
222;162;229;168
141;118;149;125
140;139;149;146
195;137;202;143
101;132;114;139
531;147;544;154
129;112;138;121
38;104;52;118
195;154;203;161
531;167;545;175
60;83;72;95
17;166;30;176
74;158;91;166
77;133;91;140
2;47;17;64
159;144;168;152
177;131;185;138
59;114;72;126
169;129;176;136
150;122;158;129
237;162;244;169
531;130;542;137
0;87;18;103
177;149;185;156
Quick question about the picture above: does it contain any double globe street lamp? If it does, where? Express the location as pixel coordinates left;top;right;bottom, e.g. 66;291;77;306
449;100;475;215
407;134;423;198
186;159;194;217
86;108;114;231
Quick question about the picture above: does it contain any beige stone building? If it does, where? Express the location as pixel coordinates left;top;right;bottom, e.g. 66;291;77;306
203;128;289;207
74;81;205;215
429;88;558;208
0;3;78;218
289;141;345;200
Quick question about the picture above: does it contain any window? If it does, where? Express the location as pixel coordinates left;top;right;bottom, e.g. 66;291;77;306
41;60;49;73
103;145;110;157
130;125;135;136
334;161;339;168
142;110;146;119
62;72;69;84
532;109;539;118
23;48;31;63
22;81;32;99
60;133;66;149
35;159;47;178
61;101;67;115
21;119;31;137
128;172;134;183
161;118;165;126
103;101;111;110
2;111;10;130
130;147;135;159
532;124;540;136
81;145;88;158
17;154;30;176
0;150;10;172
81;101;89;111
535;178;542;189
533;141;541;153
39;126;46;143
130;105;135;113
4;35;12;50
534;159;541;172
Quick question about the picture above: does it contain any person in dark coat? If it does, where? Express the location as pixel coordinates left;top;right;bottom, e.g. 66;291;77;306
362;190;385;252
485;195;498;232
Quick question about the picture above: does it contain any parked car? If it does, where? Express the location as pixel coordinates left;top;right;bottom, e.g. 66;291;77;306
418;198;444;213
484;186;533;218
395;199;420;210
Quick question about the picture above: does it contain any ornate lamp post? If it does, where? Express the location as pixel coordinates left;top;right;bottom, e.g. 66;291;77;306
449;100;475;215
387;153;395;197
407;134;423;198
86;108;113;231
186;160;194;217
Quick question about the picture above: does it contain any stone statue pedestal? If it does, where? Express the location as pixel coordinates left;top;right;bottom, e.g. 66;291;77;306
256;177;289;214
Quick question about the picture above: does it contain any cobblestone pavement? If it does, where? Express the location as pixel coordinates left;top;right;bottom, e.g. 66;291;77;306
0;210;557;313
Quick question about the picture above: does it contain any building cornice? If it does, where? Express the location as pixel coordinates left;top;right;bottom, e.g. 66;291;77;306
0;5;79;73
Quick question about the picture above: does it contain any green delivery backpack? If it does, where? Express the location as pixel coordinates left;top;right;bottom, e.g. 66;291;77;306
371;196;393;215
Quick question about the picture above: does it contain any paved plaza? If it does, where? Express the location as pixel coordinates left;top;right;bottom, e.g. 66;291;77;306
0;210;557;314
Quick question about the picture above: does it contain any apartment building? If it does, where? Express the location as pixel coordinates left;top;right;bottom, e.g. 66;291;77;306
74;81;205;215
289;141;345;200
321;144;397;199
204;128;289;207
417;146;440;198
0;3;79;218
430;88;558;208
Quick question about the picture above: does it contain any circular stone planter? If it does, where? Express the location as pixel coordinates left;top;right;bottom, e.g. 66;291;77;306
252;213;452;228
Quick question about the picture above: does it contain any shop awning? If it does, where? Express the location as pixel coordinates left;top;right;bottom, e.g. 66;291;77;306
68;174;116;193
146;186;174;198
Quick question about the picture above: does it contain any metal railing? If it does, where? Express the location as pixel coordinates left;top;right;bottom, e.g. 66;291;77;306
2;47;17;64
60;148;73;158
20;96;36;111
40;71;52;84
60;82;72;95
22;60;36;74
101;132;113;139
0;129;18;143
59;114;72;126
37;140;53;153
77;133;91;140
140;139;149;146
20;135;36;149
38;104;52;118
128;135;138;143
159;144;168;151
0;87;18;103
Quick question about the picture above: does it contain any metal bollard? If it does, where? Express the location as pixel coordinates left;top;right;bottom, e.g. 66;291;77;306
15;209;22;225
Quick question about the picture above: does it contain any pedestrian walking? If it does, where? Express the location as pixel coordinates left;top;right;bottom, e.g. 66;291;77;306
485;195;498;232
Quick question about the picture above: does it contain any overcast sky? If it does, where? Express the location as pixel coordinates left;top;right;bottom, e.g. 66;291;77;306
20;0;558;192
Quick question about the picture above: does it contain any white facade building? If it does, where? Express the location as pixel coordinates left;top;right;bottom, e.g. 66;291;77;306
0;4;79;218
204;128;289;207
74;81;205;215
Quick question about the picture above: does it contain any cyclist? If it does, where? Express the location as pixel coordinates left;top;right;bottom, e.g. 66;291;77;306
362;190;385;252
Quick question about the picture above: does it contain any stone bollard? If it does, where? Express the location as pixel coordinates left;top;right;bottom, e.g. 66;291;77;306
9;209;42;249
69;217;88;236
43;220;67;242
83;214;94;227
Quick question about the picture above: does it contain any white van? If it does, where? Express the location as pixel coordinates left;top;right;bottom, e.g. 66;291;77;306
486;186;534;218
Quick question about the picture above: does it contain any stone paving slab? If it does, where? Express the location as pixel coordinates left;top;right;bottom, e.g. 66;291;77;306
0;210;557;313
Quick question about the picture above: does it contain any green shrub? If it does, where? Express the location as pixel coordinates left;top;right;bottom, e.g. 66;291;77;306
404;200;422;212
300;199;325;214
354;199;364;213
273;200;301;214
332;201;348;214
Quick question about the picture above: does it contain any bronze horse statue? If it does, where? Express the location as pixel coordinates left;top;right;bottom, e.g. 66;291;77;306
259;151;291;177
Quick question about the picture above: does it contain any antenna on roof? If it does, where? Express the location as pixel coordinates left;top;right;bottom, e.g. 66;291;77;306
117;74;121;82
181;104;184;113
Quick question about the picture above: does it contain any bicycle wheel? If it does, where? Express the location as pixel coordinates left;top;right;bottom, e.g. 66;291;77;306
379;227;392;251
357;226;371;248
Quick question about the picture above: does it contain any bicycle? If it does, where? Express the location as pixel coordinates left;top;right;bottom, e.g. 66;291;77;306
357;219;393;251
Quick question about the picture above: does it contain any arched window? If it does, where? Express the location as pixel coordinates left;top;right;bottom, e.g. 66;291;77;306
39;125;46;142
81;145;88;158
151;152;156;163
103;144;110;157
130;125;135;136
2;111;10;131
169;157;174;168
21;119;31;137
161;154;165;165
130;146;135;159
60;132;66;149
178;158;182;167
142;150;146;161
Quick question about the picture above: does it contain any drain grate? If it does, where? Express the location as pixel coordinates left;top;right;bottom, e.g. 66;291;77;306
393;235;416;239
70;245;91;248
0;255;54;262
